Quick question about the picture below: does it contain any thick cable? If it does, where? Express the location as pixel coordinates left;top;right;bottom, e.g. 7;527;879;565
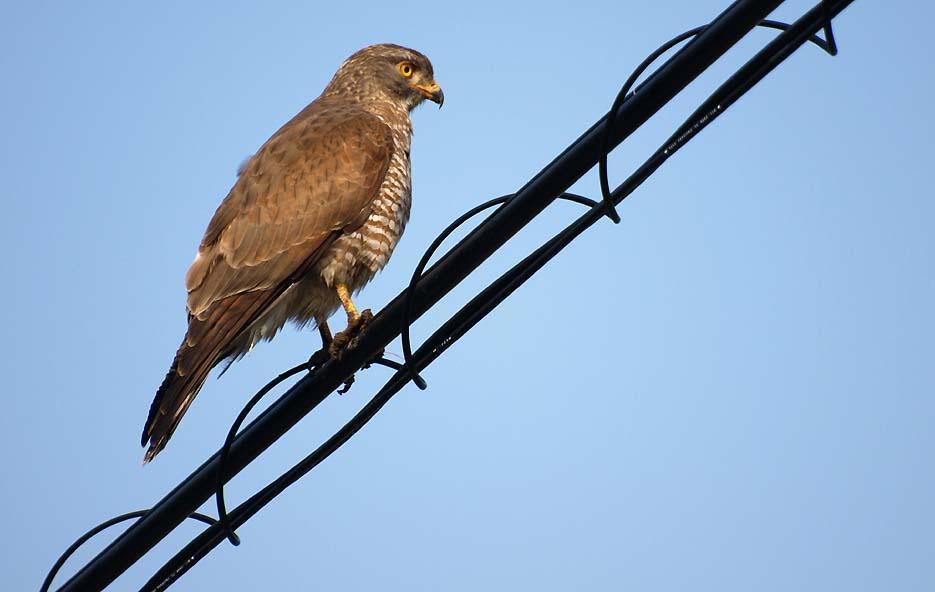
54;2;856;589
398;192;600;388
140;3;852;588
41;511;230;592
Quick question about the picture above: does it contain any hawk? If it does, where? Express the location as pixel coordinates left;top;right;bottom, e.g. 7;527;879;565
141;44;443;462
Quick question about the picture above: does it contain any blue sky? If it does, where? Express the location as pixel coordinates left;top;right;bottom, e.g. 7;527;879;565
2;1;933;590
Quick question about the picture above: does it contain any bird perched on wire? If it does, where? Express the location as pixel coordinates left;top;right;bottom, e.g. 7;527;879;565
141;44;443;463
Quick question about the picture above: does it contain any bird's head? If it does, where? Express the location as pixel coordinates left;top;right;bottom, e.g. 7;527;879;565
325;44;443;111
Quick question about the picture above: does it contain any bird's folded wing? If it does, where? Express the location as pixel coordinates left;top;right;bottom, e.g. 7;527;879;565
186;102;394;319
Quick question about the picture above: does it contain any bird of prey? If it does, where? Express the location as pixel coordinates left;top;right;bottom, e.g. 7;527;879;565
141;44;443;462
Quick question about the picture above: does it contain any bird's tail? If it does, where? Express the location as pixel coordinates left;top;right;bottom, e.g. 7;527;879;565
142;291;272;462
141;342;216;463
141;291;276;462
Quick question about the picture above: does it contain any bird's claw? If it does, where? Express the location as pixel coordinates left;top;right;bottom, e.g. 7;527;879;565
337;375;355;394
328;309;373;360
324;309;374;394
305;345;356;393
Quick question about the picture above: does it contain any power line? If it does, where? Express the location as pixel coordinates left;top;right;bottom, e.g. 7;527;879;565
48;0;854;589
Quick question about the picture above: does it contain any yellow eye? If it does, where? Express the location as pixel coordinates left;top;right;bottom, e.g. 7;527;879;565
397;62;414;78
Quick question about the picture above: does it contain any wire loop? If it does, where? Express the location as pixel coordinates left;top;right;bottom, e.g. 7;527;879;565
821;1;839;55
41;511;230;592
214;360;312;545
598;19;835;229
213;352;413;546
397;193;600;389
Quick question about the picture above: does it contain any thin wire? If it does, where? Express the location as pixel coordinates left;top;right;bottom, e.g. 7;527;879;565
398;192;600;389
403;19;834;390
817;1;839;55
213;352;416;545
597;19;835;223
400;195;511;389
41;511;229;592
214;360;311;545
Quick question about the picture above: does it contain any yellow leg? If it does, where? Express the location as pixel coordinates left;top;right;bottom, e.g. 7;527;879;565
336;283;359;322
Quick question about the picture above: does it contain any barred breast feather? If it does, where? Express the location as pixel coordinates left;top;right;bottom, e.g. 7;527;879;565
317;108;413;292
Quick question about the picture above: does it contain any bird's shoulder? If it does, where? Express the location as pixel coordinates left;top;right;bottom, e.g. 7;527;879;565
250;99;393;173
201;99;394;250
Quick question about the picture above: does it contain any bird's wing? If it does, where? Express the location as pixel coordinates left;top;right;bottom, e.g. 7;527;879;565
187;102;392;318
142;102;393;460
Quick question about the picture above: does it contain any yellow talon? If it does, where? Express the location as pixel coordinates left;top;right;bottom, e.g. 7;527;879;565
336;283;359;322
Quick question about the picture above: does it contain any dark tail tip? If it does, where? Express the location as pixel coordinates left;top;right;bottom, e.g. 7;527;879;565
142;368;173;446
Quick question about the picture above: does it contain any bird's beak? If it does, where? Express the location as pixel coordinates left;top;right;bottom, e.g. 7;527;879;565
412;81;444;107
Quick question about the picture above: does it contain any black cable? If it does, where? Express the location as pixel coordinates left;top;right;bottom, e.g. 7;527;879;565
214;361;311;546
54;2;857;589
41;511;231;592
140;2;852;589
403;18;840;407
213;354;415;546
400;18;835;393
597;19;835;224
398;192;601;389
